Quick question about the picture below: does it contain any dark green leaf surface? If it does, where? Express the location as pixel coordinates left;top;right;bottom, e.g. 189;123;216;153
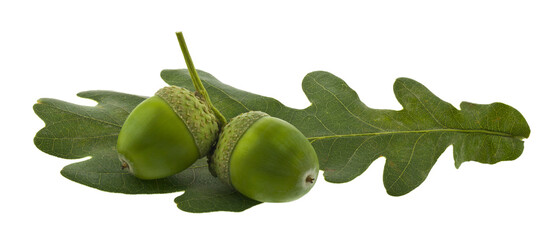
162;70;530;196
34;69;529;213
34;89;260;212
301;74;530;195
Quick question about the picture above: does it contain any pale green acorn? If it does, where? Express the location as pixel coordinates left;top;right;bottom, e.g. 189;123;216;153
210;111;319;203
117;86;219;180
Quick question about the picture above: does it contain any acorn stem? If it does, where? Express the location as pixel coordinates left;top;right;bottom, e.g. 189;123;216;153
175;32;228;127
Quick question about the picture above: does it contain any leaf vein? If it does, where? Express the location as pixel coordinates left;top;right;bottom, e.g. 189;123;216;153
387;132;428;191
333;136;373;177
308;74;385;131
307;128;519;141
398;80;447;128
40;103;122;128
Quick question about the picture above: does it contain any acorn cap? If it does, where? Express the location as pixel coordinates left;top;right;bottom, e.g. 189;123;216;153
155;86;219;156
210;111;269;186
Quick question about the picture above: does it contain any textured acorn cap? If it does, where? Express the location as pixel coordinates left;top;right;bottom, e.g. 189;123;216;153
210;111;269;186
155;86;220;156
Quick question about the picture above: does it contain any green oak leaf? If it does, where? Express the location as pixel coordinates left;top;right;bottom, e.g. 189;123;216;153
34;89;260;213
162;70;530;196
301;73;530;195
34;69;529;213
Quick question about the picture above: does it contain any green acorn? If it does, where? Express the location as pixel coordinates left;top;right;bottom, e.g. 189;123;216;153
210;111;319;203
117;86;219;180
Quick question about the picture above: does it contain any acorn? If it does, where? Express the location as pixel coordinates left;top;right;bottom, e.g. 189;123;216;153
117;86;219;180
210;111;319;203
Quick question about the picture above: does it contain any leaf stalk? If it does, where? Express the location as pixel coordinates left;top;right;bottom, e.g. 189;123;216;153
175;32;228;126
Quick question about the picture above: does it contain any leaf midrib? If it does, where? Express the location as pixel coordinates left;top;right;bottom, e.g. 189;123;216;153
307;128;524;143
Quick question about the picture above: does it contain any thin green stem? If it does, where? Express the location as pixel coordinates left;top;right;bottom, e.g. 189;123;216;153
175;32;227;126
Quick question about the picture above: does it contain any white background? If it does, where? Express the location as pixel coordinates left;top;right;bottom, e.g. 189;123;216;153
1;0;558;239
